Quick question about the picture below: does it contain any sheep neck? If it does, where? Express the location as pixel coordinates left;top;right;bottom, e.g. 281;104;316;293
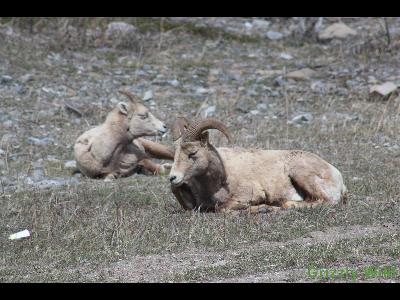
192;146;229;210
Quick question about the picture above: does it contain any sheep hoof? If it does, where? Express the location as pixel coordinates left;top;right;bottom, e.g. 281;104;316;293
104;174;116;182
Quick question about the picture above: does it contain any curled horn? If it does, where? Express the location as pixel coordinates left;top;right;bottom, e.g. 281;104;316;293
172;117;190;142
182;118;233;143
118;90;140;105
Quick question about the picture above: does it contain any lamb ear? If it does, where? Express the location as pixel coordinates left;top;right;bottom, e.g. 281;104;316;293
117;102;129;115
200;131;210;147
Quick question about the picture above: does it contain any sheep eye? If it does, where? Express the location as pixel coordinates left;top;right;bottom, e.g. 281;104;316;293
188;151;197;160
139;113;148;120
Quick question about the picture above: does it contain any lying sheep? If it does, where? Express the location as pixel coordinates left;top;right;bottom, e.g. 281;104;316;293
74;91;174;180
169;117;347;213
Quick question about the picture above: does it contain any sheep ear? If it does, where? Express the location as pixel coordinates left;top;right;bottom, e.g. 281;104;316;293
117;102;129;115
200;131;210;147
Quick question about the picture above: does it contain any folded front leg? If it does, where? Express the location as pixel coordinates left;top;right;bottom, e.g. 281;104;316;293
135;138;174;160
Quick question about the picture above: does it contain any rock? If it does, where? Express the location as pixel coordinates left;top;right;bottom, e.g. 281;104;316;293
280;53;293;60
252;19;270;31
199;105;216;118
0;75;13;84
244;22;253;30
143;90;153;101
289;113;313;125
0;149;5;156
256;102;268;112
64;160;77;169
250;110;259;115
19;73;34;83
369;82;398;97
195;87;208;94
27;136;54;147
27;178;80;189
266;31;283;40
2;120;13;128
169;79;180;87
286;68;316;81
318;22;357;40
105;22;140;49
235;99;251;113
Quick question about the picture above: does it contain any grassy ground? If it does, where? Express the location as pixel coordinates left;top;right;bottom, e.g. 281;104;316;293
1;17;400;282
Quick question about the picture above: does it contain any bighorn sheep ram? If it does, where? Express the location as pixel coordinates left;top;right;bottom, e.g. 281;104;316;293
74;91;174;180
169;117;347;213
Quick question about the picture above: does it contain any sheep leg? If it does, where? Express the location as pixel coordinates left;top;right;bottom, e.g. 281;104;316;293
248;204;282;214
138;158;170;175
135;138;175;160
288;172;337;204
282;199;324;209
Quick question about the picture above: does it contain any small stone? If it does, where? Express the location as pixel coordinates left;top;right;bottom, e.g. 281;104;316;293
19;73;34;83
318;22;357;40
0;149;5;156
0;75;13;84
287;68;316;81
250;110;259;115
369;82;397;97
266;31;283;40
195;87;208;94
256;103;268;112
289;113;313;125
64;160;77;169
105;22;139;49
244;22;253;30
3;120;13;128
280;53;293;60
143;90;153;101
170;79;180;87
235;99;251;113
200;106;216;118
27;136;54;147
252;19;270;31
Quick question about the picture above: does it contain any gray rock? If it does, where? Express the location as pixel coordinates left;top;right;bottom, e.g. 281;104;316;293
143;90;153;101
266;31;283;40
0;149;5;156
279;53;293;60
27;136;54;147
195;87;208;94
235;99;251;113
169;79;180;87
200;106;216;118
19;73;34;83
289;113;313;125
0;75;13;84
250;110;259;115
27;178;80;189
252;19;270;31
256;102;268;112
64;160;77;169
2;120;13;128
105;22;140;50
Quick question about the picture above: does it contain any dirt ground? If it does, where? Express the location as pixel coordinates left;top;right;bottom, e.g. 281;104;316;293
0;17;400;282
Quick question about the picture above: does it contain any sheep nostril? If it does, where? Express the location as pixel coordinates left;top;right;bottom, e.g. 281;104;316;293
163;124;167;129
169;176;176;183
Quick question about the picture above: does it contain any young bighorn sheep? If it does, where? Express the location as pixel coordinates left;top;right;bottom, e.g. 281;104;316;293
74;91;174;180
169;117;347;213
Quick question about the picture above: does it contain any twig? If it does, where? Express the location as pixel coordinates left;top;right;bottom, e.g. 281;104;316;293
383;17;391;47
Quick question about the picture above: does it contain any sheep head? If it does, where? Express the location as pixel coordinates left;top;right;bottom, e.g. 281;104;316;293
117;90;167;138
169;118;232;187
